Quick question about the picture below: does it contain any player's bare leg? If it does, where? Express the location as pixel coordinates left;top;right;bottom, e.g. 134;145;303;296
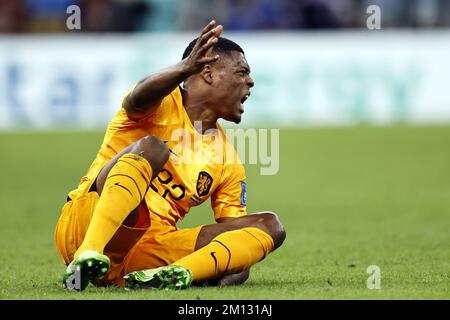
63;135;169;291
124;212;286;289
195;211;286;251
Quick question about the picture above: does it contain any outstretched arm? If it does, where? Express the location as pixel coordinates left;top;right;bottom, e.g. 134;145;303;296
124;20;223;120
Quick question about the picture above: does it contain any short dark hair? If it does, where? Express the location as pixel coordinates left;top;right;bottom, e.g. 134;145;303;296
182;37;244;60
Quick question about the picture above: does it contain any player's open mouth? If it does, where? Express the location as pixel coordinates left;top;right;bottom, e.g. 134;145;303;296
240;91;250;104
239;91;250;113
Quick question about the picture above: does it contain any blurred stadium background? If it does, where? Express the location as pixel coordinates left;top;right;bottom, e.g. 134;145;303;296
1;0;450;129
0;0;449;299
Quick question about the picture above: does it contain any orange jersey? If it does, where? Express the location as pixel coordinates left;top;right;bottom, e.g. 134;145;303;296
68;86;247;226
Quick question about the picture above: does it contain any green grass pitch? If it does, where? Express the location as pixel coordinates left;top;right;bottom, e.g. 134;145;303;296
0;126;449;299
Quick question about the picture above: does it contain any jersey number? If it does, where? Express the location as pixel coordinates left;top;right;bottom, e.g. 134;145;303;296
150;169;185;201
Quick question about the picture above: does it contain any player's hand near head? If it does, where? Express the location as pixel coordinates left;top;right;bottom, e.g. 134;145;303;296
123;20;223;121
182;20;223;75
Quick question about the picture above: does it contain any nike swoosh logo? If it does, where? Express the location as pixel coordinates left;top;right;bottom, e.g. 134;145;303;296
114;182;133;196
210;251;218;274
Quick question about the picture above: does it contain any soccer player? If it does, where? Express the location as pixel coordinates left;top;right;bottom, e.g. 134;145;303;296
55;20;286;291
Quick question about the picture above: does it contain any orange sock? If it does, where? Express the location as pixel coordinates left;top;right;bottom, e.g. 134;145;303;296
75;153;152;258
173;227;274;282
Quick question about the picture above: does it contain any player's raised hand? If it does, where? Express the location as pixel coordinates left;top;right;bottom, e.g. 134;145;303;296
123;20;223;120
182;20;223;75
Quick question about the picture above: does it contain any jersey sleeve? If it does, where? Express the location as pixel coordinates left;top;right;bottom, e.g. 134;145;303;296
211;162;247;221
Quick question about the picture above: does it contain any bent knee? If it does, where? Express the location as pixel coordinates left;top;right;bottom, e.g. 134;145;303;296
252;211;286;250
132;135;170;172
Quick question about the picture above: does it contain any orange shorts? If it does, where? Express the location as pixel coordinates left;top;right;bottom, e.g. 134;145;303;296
54;181;203;287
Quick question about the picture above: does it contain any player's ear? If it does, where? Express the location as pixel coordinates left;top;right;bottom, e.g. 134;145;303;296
200;65;213;85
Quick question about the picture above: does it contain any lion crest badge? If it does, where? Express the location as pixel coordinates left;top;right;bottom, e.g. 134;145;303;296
197;171;213;197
